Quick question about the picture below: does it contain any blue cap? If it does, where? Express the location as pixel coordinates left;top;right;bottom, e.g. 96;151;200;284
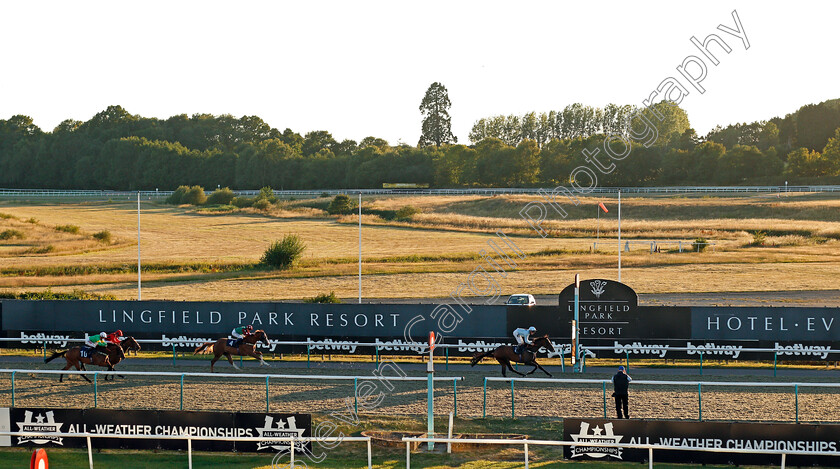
618;366;625;371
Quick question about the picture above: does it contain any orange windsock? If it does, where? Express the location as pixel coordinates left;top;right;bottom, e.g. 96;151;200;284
598;202;609;213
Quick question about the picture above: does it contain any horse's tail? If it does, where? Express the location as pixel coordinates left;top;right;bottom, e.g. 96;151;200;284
45;350;67;363
470;349;494;367
193;342;214;355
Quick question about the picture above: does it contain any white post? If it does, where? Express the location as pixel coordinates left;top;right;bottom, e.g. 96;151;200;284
188;438;193;469
648;447;653;469
524;442;529;468
137;191;141;300
87;435;94;469
447;411;454;454
367;438;373;468
359;192;362;304
617;190;622;282
290;438;295;465
406;441;411;469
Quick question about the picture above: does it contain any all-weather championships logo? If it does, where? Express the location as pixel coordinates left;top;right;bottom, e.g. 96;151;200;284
590;280;608;299
570;421;624;459
16;411;64;445
257;415;306;452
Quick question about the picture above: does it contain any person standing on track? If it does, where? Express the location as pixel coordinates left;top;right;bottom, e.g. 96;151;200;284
612;365;632;419
230;325;253;347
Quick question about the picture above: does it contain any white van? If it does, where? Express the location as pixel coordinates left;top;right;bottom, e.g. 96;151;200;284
506;294;536;306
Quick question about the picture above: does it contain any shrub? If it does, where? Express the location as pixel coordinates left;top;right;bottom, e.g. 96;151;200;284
180;186;207;205
751;230;767;246
93;230;112;243
256;186;278;204
320;192;330;198
206;187;235;205
691;237;708;252
55;224;80;234
0;229;25;240
327;194;357;215
26;245;55;254
231;196;255;208
0;288;117;300
303;291;341;303
253;198;272;211
395;205;421;220
25;217;38;224
166;186;190;204
0;213;14;219
261;234;306;269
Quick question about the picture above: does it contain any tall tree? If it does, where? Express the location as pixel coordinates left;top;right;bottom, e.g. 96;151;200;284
418;82;457;147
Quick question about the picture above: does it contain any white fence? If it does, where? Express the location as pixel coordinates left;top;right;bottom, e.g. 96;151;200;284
0;368;463;415
483;377;840;422
401;436;840;469
0;431;371;469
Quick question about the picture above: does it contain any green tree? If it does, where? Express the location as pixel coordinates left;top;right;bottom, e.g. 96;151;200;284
418;82;457;147
823;129;840;175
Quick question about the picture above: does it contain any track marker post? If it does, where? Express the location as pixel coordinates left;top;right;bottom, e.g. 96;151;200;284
427;331;435;451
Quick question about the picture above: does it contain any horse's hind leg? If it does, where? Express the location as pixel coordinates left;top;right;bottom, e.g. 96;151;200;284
210;353;220;372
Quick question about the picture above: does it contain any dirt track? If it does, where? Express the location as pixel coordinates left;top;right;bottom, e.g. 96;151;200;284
2;360;840;424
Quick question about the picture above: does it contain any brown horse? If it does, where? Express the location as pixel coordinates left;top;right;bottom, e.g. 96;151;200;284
193;330;271;371
102;337;141;380
470;335;555;377
45;343;123;383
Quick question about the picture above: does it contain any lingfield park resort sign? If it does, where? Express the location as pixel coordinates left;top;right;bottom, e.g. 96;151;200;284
1;280;838;360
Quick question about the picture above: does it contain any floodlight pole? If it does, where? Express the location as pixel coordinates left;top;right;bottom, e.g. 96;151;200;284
137;191;142;301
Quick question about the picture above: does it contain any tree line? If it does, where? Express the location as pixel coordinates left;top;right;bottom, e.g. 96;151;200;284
0;98;839;190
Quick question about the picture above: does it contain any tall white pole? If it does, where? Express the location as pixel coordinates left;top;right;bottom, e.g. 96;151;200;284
358;192;362;304
617;190;622;283
596;205;600;242
137;191;142;300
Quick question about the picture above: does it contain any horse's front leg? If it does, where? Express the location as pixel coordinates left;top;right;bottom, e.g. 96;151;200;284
252;350;270;367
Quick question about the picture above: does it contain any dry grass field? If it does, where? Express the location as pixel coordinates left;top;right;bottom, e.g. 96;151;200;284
1;192;839;301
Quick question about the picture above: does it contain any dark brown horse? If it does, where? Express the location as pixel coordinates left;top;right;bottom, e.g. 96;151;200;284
193;330;271;371
470;335;556;377
45;342;124;383
101;337;141;380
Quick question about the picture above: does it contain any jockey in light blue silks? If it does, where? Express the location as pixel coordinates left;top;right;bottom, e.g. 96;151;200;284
512;326;536;357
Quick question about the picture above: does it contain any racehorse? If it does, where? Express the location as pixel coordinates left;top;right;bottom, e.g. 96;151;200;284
45;342;124;383
44;337;140;383
193;330;271;371
102;336;141;380
469;335;555;377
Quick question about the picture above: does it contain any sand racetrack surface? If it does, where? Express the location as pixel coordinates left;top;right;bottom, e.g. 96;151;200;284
2;358;840;424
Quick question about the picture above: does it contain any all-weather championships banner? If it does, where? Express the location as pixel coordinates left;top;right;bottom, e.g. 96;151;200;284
2;286;840;360
0;407;311;453
564;418;840;466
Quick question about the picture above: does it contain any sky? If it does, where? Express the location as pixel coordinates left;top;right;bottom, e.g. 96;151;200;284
0;1;838;145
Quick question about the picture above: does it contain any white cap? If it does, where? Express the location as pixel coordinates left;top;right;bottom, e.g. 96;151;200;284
528;326;536;332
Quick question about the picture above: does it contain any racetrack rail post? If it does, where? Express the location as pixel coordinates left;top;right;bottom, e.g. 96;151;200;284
266;376;270;413
453;379;457;417
602;381;607;418
180;374;184;410
511;380;515;419
698;383;702;421
700;352;704;375
94;373;98;407
795;384;799;423
10;371;14;407
482;377;487;418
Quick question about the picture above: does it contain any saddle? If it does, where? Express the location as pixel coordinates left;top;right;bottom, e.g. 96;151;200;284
227;338;242;348
80;346;104;359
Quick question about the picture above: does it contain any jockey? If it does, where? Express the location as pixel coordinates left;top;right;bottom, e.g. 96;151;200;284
512;326;536;356
231;325;253;347
105;330;124;345
84;332;108;355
